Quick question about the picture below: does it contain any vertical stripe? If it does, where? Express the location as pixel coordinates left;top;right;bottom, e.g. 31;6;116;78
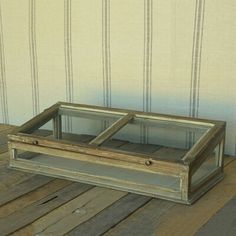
29;0;39;116
0;2;8;124
189;0;205;118
187;0;205;147
102;0;111;108
141;0;153;143
64;0;73;132
102;0;111;130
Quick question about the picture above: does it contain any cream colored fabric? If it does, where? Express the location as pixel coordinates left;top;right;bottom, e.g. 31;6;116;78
0;0;235;155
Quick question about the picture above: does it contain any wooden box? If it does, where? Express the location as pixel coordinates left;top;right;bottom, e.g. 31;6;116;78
8;102;226;204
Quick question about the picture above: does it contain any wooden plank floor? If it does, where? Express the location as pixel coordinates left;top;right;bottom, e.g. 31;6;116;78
0;124;236;236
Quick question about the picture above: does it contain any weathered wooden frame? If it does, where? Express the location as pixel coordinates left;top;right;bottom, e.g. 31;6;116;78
8;102;226;204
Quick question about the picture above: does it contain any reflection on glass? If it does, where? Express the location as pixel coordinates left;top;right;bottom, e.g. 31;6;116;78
191;144;220;186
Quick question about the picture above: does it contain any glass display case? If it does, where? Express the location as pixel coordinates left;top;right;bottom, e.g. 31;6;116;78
8;102;226;204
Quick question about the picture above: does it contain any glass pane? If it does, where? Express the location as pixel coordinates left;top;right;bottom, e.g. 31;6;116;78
17;151;181;192
21;109;124;144
30;120;53;137
102;117;211;160
59;110;123;144
191;144;221;186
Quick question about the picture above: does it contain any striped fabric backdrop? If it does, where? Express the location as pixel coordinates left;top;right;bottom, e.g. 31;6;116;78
0;0;235;155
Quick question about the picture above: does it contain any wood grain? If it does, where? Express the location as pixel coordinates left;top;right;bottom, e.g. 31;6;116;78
0;182;92;235
153;159;236;236
33;187;126;236
8;102;226;204
119;142;161;154
104;199;174;236
0;174;52;206
0;123;235;235
195;196;236;236
65;194;151;236
0;124;16;153
0;179;69;218
9;135;186;175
